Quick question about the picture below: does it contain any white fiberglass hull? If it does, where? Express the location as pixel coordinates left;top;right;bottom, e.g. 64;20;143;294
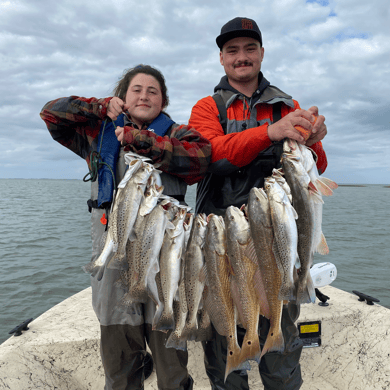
0;286;388;390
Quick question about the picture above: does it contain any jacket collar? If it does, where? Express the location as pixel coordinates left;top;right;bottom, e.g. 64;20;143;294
214;71;269;98
214;71;294;108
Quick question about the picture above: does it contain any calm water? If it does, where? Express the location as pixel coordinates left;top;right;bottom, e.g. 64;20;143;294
0;179;389;344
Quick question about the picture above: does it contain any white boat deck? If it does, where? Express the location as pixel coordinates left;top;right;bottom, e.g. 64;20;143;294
0;286;389;390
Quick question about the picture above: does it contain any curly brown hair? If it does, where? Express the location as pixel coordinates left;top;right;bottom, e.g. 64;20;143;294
113;64;169;111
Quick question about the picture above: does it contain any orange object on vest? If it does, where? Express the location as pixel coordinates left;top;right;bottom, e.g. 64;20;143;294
100;213;107;225
295;114;318;141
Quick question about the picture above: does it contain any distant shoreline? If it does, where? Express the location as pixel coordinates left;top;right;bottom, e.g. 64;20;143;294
338;184;367;187
1;179;389;188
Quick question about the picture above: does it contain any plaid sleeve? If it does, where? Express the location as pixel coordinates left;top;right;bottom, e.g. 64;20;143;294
122;124;211;185
40;96;112;162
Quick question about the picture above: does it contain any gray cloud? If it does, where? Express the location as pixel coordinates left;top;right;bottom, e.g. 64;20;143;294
0;0;389;183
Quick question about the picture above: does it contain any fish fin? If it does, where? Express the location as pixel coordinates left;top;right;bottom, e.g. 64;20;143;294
310;190;324;204
181;321;198;342
114;275;128;290
240;330;261;365
316;233;329;255
195;323;213;343
106;252;127;270
307;274;316;303
117;291;138;310
128;283;149;304
154;307;175;331
296;274;316;304
308;180;319;194
173;285;181;302
314;178;334;196
82;261;98;275
278;279;295;302
152;302;164;330
95;266;105;281
319;177;338;191
165;332;187;351
253;268;271;319
225;254;235;276
224;337;243;382
261;327;284;358
199;265;207;284
231;278;246;328
166;221;175;231
244;239;259;266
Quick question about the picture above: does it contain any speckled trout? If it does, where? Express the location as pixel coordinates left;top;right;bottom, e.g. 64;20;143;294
82;158;143;278
180;213;208;341
225;206;261;367
154;207;187;331
265;178;299;302
282;151;319;304
203;214;242;382
247;187;284;358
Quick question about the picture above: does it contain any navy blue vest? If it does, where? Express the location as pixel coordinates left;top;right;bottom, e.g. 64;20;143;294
97;112;175;207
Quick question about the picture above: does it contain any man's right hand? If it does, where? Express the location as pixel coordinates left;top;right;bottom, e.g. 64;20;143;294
107;97;125;121
267;109;316;144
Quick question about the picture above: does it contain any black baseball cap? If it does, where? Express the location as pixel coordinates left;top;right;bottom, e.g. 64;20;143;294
216;17;262;50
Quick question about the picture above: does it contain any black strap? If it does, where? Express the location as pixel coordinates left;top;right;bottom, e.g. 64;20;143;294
212;94;228;133
87;199;109;212
272;101;282;123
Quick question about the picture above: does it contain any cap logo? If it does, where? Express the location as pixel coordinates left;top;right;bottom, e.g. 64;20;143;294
241;19;253;30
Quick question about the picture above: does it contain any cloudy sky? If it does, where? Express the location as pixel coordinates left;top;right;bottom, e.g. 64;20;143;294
1;0;389;184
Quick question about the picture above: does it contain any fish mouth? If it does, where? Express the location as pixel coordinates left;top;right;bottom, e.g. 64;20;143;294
281;153;300;163
240;204;249;219
206;214;215;223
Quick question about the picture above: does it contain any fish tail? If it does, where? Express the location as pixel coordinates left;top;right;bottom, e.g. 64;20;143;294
181;320;198;342
152;303;164;331
82;261;99;276
278;279;295;302
154;307;175;331
224;338;243;382
106;251;127;270
95;266;106;281
316;233;329;255
239;331;261;367
319;177;338;191
296;274;316;304
128;281;149;304
165;332;187;351
195;324;213;342
260;327;284;358
114;276;128;290
119;292;136;309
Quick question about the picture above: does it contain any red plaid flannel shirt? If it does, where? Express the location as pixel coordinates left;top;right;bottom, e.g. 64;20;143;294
40;96;211;185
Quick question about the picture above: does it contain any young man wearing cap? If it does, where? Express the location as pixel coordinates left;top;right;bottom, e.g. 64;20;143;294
188;17;328;390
